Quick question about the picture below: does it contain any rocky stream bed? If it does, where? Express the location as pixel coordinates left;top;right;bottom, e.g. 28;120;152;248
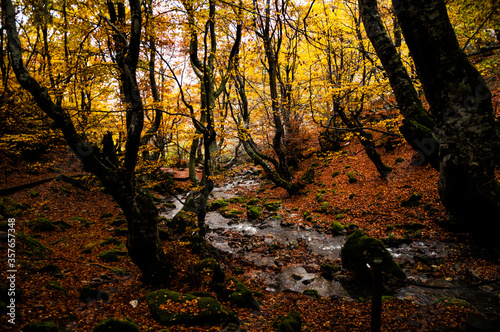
160;175;500;320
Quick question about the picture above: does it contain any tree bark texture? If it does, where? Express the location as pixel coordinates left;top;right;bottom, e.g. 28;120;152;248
3;0;174;283
359;0;439;168
394;0;500;231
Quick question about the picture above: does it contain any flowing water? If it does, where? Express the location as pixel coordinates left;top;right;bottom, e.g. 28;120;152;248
160;176;500;316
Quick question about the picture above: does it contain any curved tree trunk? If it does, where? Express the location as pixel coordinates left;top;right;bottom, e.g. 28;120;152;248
394;0;500;234
3;0;174;284
359;0;439;168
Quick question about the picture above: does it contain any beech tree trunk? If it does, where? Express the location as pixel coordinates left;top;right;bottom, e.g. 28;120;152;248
2;0;174;284
359;0;439;168
394;0;500;233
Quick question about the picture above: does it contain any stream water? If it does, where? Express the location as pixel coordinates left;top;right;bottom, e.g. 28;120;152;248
160;175;500;317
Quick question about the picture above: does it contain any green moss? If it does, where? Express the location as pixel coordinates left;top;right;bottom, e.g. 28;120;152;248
111;218;126;227
320;202;328;213
98;250;120;262
303;289;320;299
404;222;425;231
336;214;345;220
226;278;259;310
23;322;59;332
146;289;236;325
101;237;122;246
209;199;228;210
30;217;56;231
273;311;302;332
320;263;341;280
29;189;40;197
331;171;341;178
246;198;260;206
341;230;406;281
18;232;52;258
247;206;263;219
263;201;282;211
229;197;247;204
164;202;177;209
347;171;357;183
100;212;114;219
168;210;197;234
227;208;244;218
315;193;324;203
93;318;139;332
330;221;345;234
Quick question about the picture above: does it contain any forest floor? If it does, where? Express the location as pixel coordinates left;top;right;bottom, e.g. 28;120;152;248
1;135;500;331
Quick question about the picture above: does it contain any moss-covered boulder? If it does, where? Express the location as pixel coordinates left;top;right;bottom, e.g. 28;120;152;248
263;201;282;212
341;230;405;281
146;289;236;325
401;193;422;207
273;311;302;332
168;210;197;234
320;263;341;280
226;278;260;310
247;206;263;219
98;250;120;262
93;318;139;332
209;199;229;211
30;217;56;231
23;322;59;332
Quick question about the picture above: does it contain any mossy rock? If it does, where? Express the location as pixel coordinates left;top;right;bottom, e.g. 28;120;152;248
320;202;328;213
347;171;357;183
246;198;260;206
341;230;405;281
315;193;324;203
79;287;110;303
263;201;282;211
273;311;302;332
0;197;28;217
320;263;341;280
401;193;422;207
110;218;126;227
93;318;139;332
146;289;236;325
30;217;56;232
54;220;72;230
168;210;197;234
226;278;259;310
101;237;122;246
209;199;229;211
331;221;345;234
247;206;263;219
303;289;320;299
23;322;59;332
100;212;114;219
99;250;120;262
225;208;244;219
18;232;52;258
229;197;247;204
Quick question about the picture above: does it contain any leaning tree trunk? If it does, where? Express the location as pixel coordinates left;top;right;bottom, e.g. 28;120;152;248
394;0;500;234
3;0;174;284
359;0;439;168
